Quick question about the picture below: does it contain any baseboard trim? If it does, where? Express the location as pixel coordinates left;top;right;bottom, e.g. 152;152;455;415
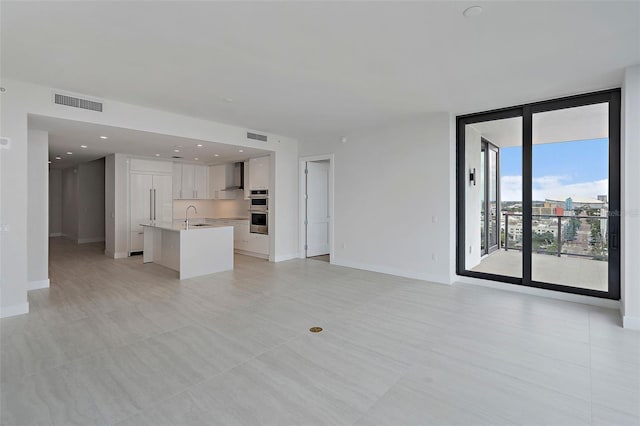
1;302;29;318
49;232;63;237
331;257;451;285
272;253;299;262
27;279;50;290
456;276;620;309
78;237;105;244
623;315;640;330
235;249;269;260
104;250;128;259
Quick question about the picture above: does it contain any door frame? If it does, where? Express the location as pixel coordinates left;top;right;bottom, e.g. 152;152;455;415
299;154;334;261
456;88;621;300
481;138;501;256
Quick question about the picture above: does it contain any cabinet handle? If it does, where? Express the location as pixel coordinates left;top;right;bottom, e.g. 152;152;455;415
153;189;157;220
149;189;153;221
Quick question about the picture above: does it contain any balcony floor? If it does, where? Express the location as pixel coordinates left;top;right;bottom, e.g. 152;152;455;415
471;250;608;292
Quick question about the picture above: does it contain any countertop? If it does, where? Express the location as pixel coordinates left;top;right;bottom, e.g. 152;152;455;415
141;221;232;232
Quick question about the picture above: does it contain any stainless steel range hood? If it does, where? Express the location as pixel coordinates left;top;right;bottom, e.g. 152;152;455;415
222;162;244;191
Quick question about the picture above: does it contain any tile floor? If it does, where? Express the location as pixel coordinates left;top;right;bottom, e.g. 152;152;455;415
0;238;638;425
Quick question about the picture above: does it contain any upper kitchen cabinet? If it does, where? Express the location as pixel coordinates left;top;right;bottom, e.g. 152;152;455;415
173;163;209;199
209;164;237;200
249;156;270;190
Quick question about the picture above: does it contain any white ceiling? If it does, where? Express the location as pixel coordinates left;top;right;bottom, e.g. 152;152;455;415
2;1;639;140
470;102;609;148
29;115;270;169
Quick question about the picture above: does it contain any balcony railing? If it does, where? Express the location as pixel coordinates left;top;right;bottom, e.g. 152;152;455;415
502;213;608;261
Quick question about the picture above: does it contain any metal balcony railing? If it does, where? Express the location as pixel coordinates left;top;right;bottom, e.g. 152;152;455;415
502;212;608;260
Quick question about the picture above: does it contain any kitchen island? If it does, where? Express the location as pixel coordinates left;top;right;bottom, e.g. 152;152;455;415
141;221;233;279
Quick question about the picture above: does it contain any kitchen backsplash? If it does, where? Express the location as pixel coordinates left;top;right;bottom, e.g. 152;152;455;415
173;198;250;219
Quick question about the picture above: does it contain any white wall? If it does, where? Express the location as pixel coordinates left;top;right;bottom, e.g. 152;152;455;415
27;129;49;288
59;159;105;243
622;65;640;329
0;84;29;317
299;113;453;283
104;155;115;256
173;198;249;220
104;154;129;259
49;169;62;236
1;78;298;317
77;159;105;243
61;167;79;241
465;125;482;269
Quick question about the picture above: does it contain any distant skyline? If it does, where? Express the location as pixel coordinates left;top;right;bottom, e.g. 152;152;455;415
500;138;609;202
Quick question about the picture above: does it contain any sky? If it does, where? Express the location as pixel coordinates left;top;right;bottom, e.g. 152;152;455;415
500;138;609;202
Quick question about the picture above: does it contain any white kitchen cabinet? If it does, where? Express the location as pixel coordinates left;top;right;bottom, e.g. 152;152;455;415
173;163;208;199
172;163;182;199
249;156;270;190
209;164;237;200
246;233;269;255
233;220;250;251
182;164;196;198
130;158;173;174
194;165;208;200
130;173;173;253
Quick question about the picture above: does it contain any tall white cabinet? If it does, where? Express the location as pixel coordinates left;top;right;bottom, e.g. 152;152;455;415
249;156;270;190
130;159;173;253
173;163;209;199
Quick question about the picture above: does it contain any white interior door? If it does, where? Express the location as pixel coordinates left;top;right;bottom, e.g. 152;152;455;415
305;161;330;257
152;174;173;223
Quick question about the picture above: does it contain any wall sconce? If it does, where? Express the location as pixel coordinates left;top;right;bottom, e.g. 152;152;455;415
469;168;476;186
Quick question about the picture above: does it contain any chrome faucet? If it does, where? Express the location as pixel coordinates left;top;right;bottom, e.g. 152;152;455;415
185;205;197;228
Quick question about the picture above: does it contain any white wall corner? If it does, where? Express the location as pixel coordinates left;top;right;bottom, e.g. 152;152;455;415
27;279;50;290
0;302;29;318
272;253;300;262
105;250;128;259
622;315;640;330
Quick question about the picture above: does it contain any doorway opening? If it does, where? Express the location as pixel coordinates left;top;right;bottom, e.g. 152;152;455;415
300;155;334;262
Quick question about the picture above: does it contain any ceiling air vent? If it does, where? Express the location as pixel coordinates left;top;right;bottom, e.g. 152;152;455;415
247;132;267;142
172;156;183;159
53;92;103;112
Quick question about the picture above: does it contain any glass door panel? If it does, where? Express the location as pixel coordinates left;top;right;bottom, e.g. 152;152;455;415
463;117;522;278
531;102;610;291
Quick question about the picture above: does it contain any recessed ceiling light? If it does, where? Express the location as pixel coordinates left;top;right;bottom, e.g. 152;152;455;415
214;154;220;157
55;156;62;160
155;154;160;157
99;136;108;139
463;5;483;17
174;149;180;153
239;149;244;153
196;144;203;147
194;157;199;161
80;145;87;148
66;152;73;155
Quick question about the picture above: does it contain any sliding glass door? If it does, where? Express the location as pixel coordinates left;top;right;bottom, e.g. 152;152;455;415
457;89;620;299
